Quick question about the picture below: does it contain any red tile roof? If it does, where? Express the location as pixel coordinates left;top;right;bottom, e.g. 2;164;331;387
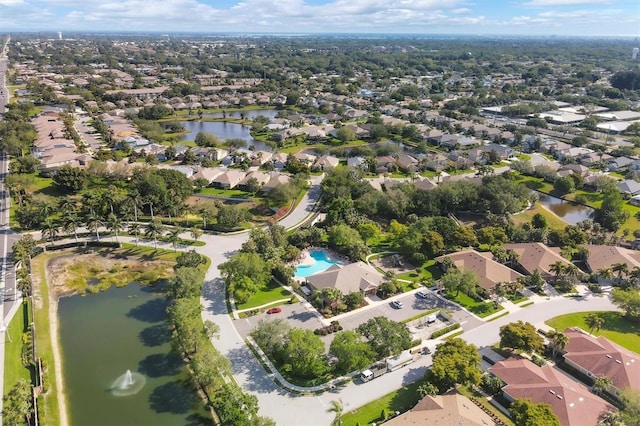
489;357;614;426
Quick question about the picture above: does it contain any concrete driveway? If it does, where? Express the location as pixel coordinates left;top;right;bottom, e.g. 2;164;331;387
234;299;326;338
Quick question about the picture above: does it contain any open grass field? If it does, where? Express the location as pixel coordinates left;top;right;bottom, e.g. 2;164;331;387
236;280;293;310
546;311;640;354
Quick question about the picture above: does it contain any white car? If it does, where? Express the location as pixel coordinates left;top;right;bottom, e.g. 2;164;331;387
416;290;428;299
391;300;404;309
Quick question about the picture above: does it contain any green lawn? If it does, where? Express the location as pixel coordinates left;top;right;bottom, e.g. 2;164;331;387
236;280;293;310
395;259;441;283
511;202;568;231
3;302;33;396
506;291;529;304
341;378;426;426
445;292;504;318
198;187;252;198
546;311;640;354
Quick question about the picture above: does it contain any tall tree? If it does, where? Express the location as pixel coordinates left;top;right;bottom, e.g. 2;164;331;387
327;399;343;426
499;321;544;353
329;330;375;374
356;316;411;358
585;313;605;334
547;330;568;358
510;398;560;426
144;220;165;249
429;338;481;390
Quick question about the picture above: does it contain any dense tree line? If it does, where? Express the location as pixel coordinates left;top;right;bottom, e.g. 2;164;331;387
165;252;274;425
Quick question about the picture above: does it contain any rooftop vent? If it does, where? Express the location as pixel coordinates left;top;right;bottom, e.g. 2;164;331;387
606;354;612;359
570;403;575;408
557;395;563;400
616;360;622;364
549;390;555;394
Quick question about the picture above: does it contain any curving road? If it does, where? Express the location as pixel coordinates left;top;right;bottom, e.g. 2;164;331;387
194;179;620;426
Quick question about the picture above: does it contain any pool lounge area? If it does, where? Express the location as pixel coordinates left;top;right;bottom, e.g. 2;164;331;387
294;249;343;278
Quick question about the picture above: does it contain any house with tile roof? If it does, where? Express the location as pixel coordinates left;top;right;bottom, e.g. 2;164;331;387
562;328;640;395
489;357;614;426
305;261;384;295
584;245;640;274
435;249;523;291
503;243;572;281
384;389;500;426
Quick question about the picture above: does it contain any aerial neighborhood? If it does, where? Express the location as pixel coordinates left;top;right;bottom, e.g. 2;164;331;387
1;32;640;426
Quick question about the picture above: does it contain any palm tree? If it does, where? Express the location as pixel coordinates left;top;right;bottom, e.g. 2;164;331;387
549;261;566;284
565;263;581;284
327;399;343;426
127;191;143;222
145;220;165;249
167;227;183;252
61;212;80;243
548;330;568;358
592;376;613;395
41;218;58;246
106;214;123;244
85;213;103;242
17;275;33;298
199;206;212;230
128;222;141;246
611;262;629;286
597;268;614;282
58;196;78;214
585;313;604;335
629;267;640;289
190;227;202;244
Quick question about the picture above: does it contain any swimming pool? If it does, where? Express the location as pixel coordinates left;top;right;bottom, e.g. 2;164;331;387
295;250;342;278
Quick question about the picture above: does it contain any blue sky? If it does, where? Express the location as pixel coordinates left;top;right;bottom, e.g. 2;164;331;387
0;0;638;36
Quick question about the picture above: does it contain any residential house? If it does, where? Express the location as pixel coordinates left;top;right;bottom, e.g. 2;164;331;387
190;167;225;184
618;180;640;196
250;150;273;167
422;128;444;143
584;245;640;275
211;169;246;189
434;249;523;292
395;154;419;172
305;262;385;295
562;327;640;395
489;357;614;426
607;157;634;172
238;171;271;191
272;152;289;170
260;174;290;194
313;155;340;170
503;243;572;281
414;178;437;191
384;389;499;426
347;156;367;170
557;164;589;178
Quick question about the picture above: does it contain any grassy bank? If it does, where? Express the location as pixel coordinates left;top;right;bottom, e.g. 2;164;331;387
3;301;34;396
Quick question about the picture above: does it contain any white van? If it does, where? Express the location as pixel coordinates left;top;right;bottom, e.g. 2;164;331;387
360;369;374;382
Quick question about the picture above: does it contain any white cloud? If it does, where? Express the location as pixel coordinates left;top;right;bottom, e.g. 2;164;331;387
522;0;611;6
0;0;24;5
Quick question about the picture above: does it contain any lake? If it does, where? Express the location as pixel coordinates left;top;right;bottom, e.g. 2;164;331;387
202;109;279;120
537;193;594;225
58;283;209;426
177;120;270;151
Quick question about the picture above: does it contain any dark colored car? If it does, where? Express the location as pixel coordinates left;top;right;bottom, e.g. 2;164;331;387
266;307;282;314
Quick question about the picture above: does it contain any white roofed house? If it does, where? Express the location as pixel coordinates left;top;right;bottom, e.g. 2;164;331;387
211;169;246;189
238;171;271;191
313;155;340;171
305;262;385;296
260;174;290;194
190;167;225;185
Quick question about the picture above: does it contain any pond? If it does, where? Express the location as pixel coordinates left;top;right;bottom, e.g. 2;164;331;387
201;109;279;120
59;283;209;426
537;193;594;225
176;120;270;151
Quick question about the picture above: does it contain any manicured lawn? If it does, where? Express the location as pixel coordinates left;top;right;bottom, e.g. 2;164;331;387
511;202;567;231
198;187;252;198
546;311;640;353
341;378;426;426
445;292;504;318
3;302;33;396
506;291;529;304
236;280;292;310
395;259;441;283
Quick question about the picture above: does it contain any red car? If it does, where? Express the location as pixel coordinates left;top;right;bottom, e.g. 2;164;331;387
266;307;282;314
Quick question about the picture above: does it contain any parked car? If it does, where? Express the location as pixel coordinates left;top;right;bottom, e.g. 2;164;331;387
266;307;282;314
416;290;428;299
391;300;404;309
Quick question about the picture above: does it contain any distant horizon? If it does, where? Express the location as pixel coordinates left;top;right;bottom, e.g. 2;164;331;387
3;30;638;40
0;0;637;36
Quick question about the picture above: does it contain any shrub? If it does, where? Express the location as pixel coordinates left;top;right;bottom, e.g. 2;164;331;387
430;323;461;339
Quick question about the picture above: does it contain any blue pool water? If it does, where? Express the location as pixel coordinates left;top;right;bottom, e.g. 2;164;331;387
295;250;342;278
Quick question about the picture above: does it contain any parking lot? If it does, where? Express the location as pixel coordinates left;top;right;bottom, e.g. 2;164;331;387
233;287;482;345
